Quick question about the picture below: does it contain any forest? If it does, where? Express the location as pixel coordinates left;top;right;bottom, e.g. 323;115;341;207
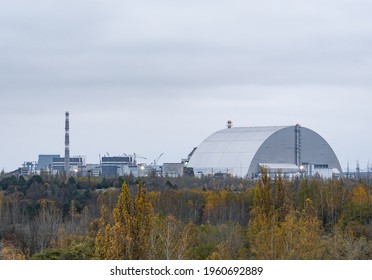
0;170;371;260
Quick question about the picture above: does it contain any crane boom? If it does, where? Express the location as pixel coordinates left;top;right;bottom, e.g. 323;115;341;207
154;153;164;165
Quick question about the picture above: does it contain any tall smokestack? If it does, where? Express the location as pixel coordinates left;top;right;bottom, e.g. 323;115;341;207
65;111;70;176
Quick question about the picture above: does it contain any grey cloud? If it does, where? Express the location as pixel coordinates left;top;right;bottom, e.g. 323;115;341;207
1;0;372;171
2;0;372;90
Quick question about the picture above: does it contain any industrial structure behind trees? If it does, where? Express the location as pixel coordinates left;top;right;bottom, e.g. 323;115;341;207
10;115;345;180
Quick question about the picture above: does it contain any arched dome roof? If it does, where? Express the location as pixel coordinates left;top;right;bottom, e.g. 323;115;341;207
188;125;342;178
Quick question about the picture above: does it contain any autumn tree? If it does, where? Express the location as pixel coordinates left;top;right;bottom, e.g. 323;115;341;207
295;198;323;259
325;224;371;259
94;204;111;259
274;173;293;222
151;214;195;260
349;184;371;224
132;184;153;259
209;223;246;260
32;199;63;253
94;181;154;260
248;169;325;259
1;242;26;260
0;192;9;235
248;168;280;259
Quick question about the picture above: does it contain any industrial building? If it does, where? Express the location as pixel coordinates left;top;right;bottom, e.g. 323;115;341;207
37;154;60;171
20;161;37;176
101;156;134;177
162;163;184;177
52;156;86;174
188;124;342;179
84;164;101;177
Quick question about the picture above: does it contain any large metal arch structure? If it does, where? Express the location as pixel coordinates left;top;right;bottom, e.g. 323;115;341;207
188;125;342;178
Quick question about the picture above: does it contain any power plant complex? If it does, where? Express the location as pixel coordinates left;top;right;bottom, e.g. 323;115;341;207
17;114;345;179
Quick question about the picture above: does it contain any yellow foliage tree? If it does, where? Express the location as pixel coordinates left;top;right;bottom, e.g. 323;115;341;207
248;169;280;259
248;169;325;260
133;184;153;259
296;198;323;259
95;204;111;259
1;243;26;260
151;214;195;260
94;182;154;260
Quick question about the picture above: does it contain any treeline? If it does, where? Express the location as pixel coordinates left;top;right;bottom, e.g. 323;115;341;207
0;172;371;260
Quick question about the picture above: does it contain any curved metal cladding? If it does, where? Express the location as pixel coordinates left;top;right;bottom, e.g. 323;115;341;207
248;126;342;177
188;126;287;177
188;125;342;178
298;127;342;172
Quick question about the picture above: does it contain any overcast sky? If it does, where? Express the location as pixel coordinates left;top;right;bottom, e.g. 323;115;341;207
1;0;372;172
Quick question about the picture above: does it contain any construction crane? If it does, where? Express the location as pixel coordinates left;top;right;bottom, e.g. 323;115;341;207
133;153;147;165
153;153;164;165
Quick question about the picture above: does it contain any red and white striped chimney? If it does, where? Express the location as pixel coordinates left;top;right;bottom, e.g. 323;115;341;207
65;111;70;176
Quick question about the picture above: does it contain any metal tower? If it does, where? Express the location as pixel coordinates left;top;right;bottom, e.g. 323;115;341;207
65;111;70;176
295;124;302;167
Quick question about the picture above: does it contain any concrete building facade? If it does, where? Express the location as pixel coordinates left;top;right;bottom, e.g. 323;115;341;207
101;156;134;177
